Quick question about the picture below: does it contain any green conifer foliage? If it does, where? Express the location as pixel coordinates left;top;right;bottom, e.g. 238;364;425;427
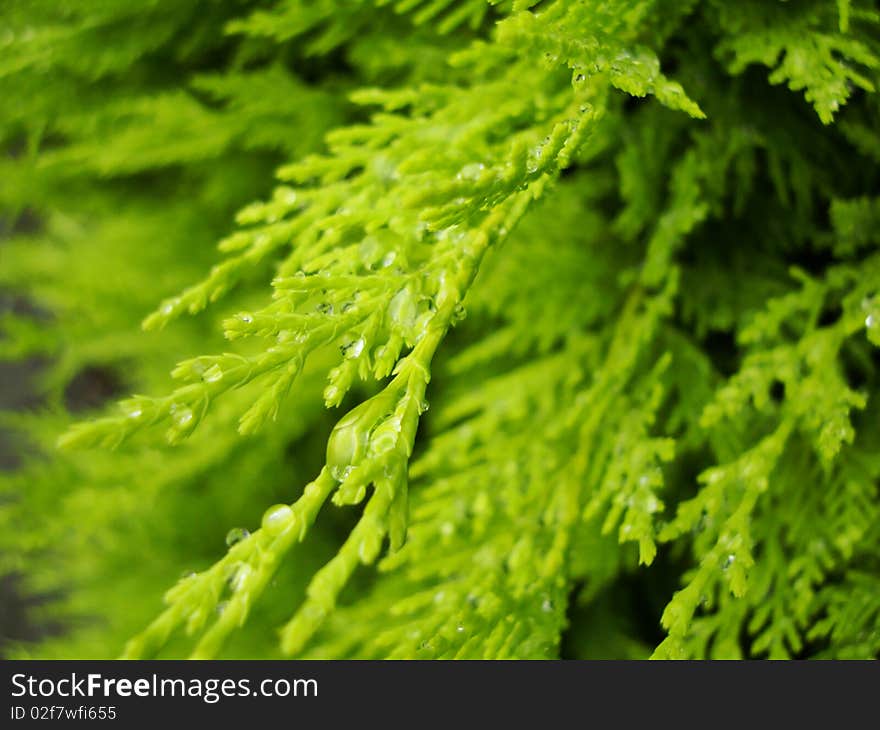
1;0;879;659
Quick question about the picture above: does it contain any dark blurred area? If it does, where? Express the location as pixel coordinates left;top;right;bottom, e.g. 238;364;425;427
1;214;59;657
0;356;42;470
0;318;44;656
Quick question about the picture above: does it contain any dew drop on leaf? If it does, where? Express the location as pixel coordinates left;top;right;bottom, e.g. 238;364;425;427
170;404;193;427
333;465;354;482
225;527;249;547
326;411;369;479
261;504;294;536
203;365;223;383
341;338;364;359
230;563;252;592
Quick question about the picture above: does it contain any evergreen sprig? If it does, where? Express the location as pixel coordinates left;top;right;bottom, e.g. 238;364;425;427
2;0;879;659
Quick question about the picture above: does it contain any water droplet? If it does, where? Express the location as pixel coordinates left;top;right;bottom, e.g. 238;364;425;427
541;597;554;613
316;302;334;315
125;406;143;419
574;73;585;83
419;400;430;414
237;312;254;324
225;527;250;547
327;395;393;481
230;563;253;592
723;554;735;570
370;416;401;455
381;251;397;268
170;404;193;427
456;624;465;633
452;303;466;323
389;287;417;330
332;464;354;482
261;504;294;536
203;365;223;383
341;338;365;359
456;163;486;181
327;415;367;478
216;601;229;615
866;314;876;329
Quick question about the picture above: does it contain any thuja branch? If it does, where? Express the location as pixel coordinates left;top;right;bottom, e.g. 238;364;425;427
122;195;522;659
